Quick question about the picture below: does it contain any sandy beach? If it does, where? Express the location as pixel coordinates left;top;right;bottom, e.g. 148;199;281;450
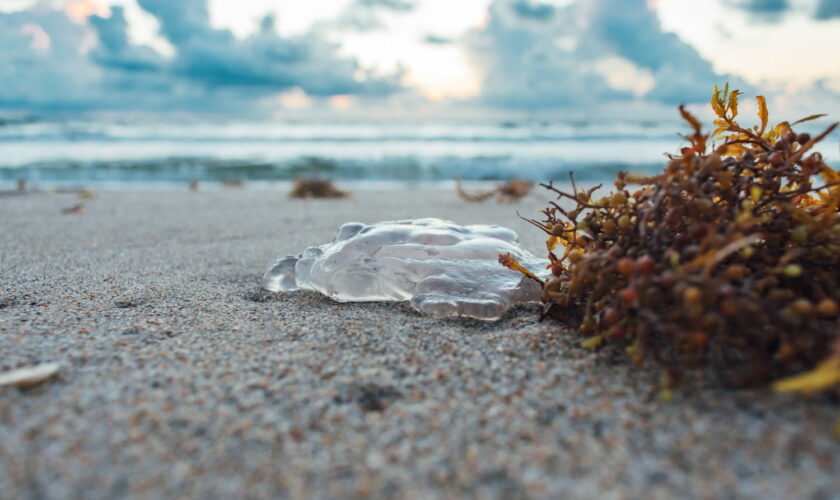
1;189;839;499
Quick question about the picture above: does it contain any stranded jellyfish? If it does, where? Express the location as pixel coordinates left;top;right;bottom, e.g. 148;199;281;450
261;218;549;320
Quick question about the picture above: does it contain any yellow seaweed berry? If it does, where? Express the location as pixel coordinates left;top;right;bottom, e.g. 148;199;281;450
783;264;803;277
791;225;808;244
611;192;628;206
618;215;632;230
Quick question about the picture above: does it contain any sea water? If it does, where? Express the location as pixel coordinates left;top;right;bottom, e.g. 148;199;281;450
0;116;683;187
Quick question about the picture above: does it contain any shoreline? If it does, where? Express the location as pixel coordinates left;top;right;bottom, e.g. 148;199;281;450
1;190;838;497
0;179;561;195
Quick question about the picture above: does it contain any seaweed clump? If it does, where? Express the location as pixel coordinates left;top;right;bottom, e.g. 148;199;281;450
509;86;840;391
456;178;534;203
289;178;350;199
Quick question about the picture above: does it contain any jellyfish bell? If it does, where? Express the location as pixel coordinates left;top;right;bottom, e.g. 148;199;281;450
261;218;549;321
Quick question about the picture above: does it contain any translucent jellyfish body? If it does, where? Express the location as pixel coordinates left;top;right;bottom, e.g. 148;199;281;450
261;218;550;320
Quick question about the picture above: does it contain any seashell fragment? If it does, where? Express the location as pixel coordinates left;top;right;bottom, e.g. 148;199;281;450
0;362;60;388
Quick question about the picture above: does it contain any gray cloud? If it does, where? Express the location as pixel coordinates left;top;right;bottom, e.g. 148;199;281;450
468;0;729;109
89;6;163;71
741;0;790;13
510;1;556;21
730;0;790;22
467;0;623;109
135;0;209;45
0;8;104;111
0;0;401;113
816;0;840;19
423;34;453;44
356;0;415;11
337;0;416;31
584;0;724;103
135;0;399;95
732;0;840;21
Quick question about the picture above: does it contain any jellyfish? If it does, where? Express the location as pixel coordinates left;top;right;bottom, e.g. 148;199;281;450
261;218;549;320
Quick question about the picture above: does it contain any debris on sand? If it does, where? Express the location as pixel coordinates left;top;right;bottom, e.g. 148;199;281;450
0;363;60;388
61;203;84;215
289;178;350;199
456;178;534;203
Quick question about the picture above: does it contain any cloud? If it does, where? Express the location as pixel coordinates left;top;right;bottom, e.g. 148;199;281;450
733;0;840;21
356;0;415;11
510;1;556;21
740;0;789;13
816;0;840;19
0;8;103;111
88;6;163;71
468;0;728;109
136;0;400;95
584;0;724;102
729;0;790;22
0;0;401;113
423;34;453;44
337;0;416;31
467;1;623;109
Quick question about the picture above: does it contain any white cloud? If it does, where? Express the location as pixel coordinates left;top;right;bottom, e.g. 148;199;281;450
2;0;839;116
0;0;402;113
466;0;726;109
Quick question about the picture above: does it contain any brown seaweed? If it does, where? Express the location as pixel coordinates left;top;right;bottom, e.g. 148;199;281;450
508;85;840;391
289;178;350;199
456;178;534;203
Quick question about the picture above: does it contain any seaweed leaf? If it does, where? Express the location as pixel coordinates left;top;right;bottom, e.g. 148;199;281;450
773;359;840;393
728;90;741;118
756;95;769;135
498;253;544;286
711;85;726;118
792;114;827;126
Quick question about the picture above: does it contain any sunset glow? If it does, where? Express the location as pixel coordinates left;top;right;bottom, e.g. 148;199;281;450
65;0;107;23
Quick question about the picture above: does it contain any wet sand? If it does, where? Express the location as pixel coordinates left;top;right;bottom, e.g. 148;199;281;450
1;189;838;498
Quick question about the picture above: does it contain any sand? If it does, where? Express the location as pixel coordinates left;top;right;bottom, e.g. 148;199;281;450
1;189;839;499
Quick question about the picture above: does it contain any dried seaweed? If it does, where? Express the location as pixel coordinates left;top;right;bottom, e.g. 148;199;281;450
289;178;350;199
509;86;840;391
61;203;84;215
456;178;534;203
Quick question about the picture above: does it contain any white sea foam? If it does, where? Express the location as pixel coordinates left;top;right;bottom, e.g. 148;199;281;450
261;218;549;320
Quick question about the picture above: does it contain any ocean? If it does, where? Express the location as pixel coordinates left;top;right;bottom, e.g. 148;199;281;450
0;115;689;189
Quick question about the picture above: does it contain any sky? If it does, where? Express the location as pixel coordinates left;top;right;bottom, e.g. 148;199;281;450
2;0;840;118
